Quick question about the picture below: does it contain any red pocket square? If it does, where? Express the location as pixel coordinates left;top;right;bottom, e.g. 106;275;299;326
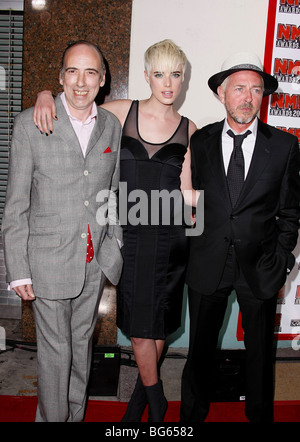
104;147;111;153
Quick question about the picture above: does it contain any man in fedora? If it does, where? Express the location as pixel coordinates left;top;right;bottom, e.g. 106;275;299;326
180;52;300;422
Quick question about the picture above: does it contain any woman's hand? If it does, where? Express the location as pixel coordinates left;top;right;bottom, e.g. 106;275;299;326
33;90;57;135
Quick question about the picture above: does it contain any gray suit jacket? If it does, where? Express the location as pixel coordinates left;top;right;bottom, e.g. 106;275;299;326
2;96;123;299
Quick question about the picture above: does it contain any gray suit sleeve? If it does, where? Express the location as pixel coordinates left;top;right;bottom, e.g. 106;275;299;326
107;124;123;243
2;112;34;282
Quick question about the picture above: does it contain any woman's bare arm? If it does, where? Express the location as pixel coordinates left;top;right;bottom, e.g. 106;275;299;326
32;90;132;133
33;91;57;135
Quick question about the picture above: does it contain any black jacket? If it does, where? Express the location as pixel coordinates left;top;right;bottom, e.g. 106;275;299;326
186;119;300;299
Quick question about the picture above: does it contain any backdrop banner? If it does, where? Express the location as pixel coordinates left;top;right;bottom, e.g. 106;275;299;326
237;0;300;341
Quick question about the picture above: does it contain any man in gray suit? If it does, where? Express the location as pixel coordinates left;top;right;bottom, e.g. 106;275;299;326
2;41;123;422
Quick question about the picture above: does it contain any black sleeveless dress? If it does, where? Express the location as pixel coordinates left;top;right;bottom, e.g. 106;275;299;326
117;101;189;340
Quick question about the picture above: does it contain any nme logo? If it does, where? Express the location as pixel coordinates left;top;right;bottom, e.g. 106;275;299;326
270;92;300;117
276;24;300;49
280;0;300;5
273;58;300;84
279;0;300;13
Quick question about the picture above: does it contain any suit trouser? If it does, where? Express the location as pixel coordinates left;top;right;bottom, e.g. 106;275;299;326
32;259;106;422
181;246;278;422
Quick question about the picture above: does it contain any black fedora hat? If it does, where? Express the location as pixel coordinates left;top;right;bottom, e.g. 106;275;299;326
208;52;278;97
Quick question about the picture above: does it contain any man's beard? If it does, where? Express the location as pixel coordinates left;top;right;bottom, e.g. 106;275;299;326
226;103;258;125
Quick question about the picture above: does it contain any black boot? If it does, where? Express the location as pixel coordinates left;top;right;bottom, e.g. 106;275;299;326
145;380;168;422
121;374;147;422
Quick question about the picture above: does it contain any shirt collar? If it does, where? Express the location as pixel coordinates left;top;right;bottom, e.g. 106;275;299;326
60;92;97;124
223;117;258;138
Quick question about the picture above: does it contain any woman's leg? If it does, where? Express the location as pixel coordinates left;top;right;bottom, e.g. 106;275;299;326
121;337;166;422
131;337;164;385
132;337;167;421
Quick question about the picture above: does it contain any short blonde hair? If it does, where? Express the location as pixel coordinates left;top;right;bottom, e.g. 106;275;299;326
144;39;187;81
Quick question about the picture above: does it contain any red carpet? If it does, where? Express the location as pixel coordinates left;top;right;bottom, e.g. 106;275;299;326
0;396;299;422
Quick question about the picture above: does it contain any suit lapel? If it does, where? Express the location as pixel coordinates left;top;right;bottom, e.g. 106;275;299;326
55;96;107;159
205;120;231;203
55;96;84;158
85;107;106;156
238;120;272;203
